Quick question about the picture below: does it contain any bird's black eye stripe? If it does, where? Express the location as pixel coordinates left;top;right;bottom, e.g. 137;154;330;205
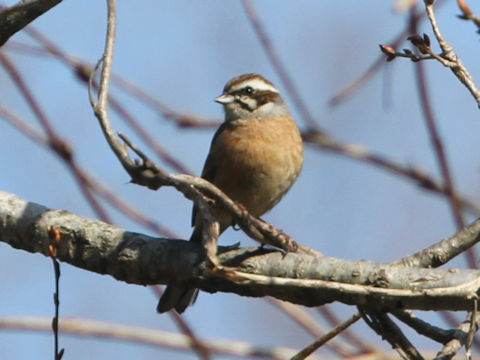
232;86;255;96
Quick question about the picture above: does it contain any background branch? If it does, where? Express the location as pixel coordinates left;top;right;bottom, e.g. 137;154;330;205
0;316;311;360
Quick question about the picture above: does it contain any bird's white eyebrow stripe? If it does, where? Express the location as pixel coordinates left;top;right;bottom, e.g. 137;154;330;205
230;78;279;93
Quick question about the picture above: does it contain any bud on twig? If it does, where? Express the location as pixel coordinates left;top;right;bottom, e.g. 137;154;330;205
407;34;431;54
379;44;396;61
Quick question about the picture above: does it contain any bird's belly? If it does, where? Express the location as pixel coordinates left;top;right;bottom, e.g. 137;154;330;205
215;145;299;217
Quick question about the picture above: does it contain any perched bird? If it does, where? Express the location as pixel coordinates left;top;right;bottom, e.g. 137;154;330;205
157;73;304;313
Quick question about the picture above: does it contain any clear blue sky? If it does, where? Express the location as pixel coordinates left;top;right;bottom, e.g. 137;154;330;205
1;1;479;359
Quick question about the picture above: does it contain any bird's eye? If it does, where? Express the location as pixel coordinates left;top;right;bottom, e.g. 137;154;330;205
244;86;254;95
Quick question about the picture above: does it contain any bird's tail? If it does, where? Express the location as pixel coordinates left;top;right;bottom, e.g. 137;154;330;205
156;227;202;314
156;286;199;314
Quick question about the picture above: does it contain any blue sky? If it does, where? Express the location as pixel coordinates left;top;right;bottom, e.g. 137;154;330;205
1;1;480;359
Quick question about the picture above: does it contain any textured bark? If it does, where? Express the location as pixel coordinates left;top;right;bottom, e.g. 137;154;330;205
1;190;480;311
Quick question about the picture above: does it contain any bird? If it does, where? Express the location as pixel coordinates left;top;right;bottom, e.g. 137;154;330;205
157;73;304;313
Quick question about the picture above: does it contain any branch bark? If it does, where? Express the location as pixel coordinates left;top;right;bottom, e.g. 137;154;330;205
0;0;63;46
1;190;480;312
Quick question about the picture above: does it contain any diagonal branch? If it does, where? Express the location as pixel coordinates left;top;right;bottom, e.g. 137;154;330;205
423;0;480;107
360;309;424;360
0;0;63;46
395;218;480;268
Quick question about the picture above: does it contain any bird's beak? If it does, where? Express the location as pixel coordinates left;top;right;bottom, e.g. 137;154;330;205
215;94;234;104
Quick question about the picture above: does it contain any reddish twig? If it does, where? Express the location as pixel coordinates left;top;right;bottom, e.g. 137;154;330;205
290;312;363;360
316;305;377;354
241;0;320;132
151;286;211;360
0;103;176;238
267;299;355;357
456;0;480;34
0;51;111;223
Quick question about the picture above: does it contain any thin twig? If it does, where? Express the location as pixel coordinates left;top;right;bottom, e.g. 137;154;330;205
0;103;176;237
151;286;211;360
423;0;480;107
435;316;480;359
290;312;362;360
241;0;320;132
88;2;217;358
413;52;467;232
91;80;193;174
456;0;480;33
267;299;355;357
302;131;480;217
47;226;65;360
0;51;56;138
10;27;480;220
392;310;461;344
394;218;480;268
316;305;377;354
0;51;112;223
465;299;478;358
0;316;313;360
11;26;221;129
117;131;302;253
360;309;424;360
329;1;451;106
410;9;477;269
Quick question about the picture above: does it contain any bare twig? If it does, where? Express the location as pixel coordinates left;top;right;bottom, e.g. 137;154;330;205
435;316;480;359
151;286;211;360
8;28;221;129
0;0;63;46
465;299;478;358
394;218;480;268
117;132;301;253
423;0;480;107
267;299;355;357
329;1;450;106
392;310;461;344
290;312;362;360
91;80;193;174
0;51;111;223
47;226;65;360
378;1;480;107
302;131;480;217
241;0;320;132
109;74;220;129
412;37;469;260
456;0;480;33
316;305;377;354
87;10;302;254
0;316;312;360
9;27;480;222
360;310;424;360
0;51;56;138
0;102;176;237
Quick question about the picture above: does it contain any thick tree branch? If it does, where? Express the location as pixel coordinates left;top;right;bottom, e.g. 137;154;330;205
0;0;63;46
2;190;480;312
